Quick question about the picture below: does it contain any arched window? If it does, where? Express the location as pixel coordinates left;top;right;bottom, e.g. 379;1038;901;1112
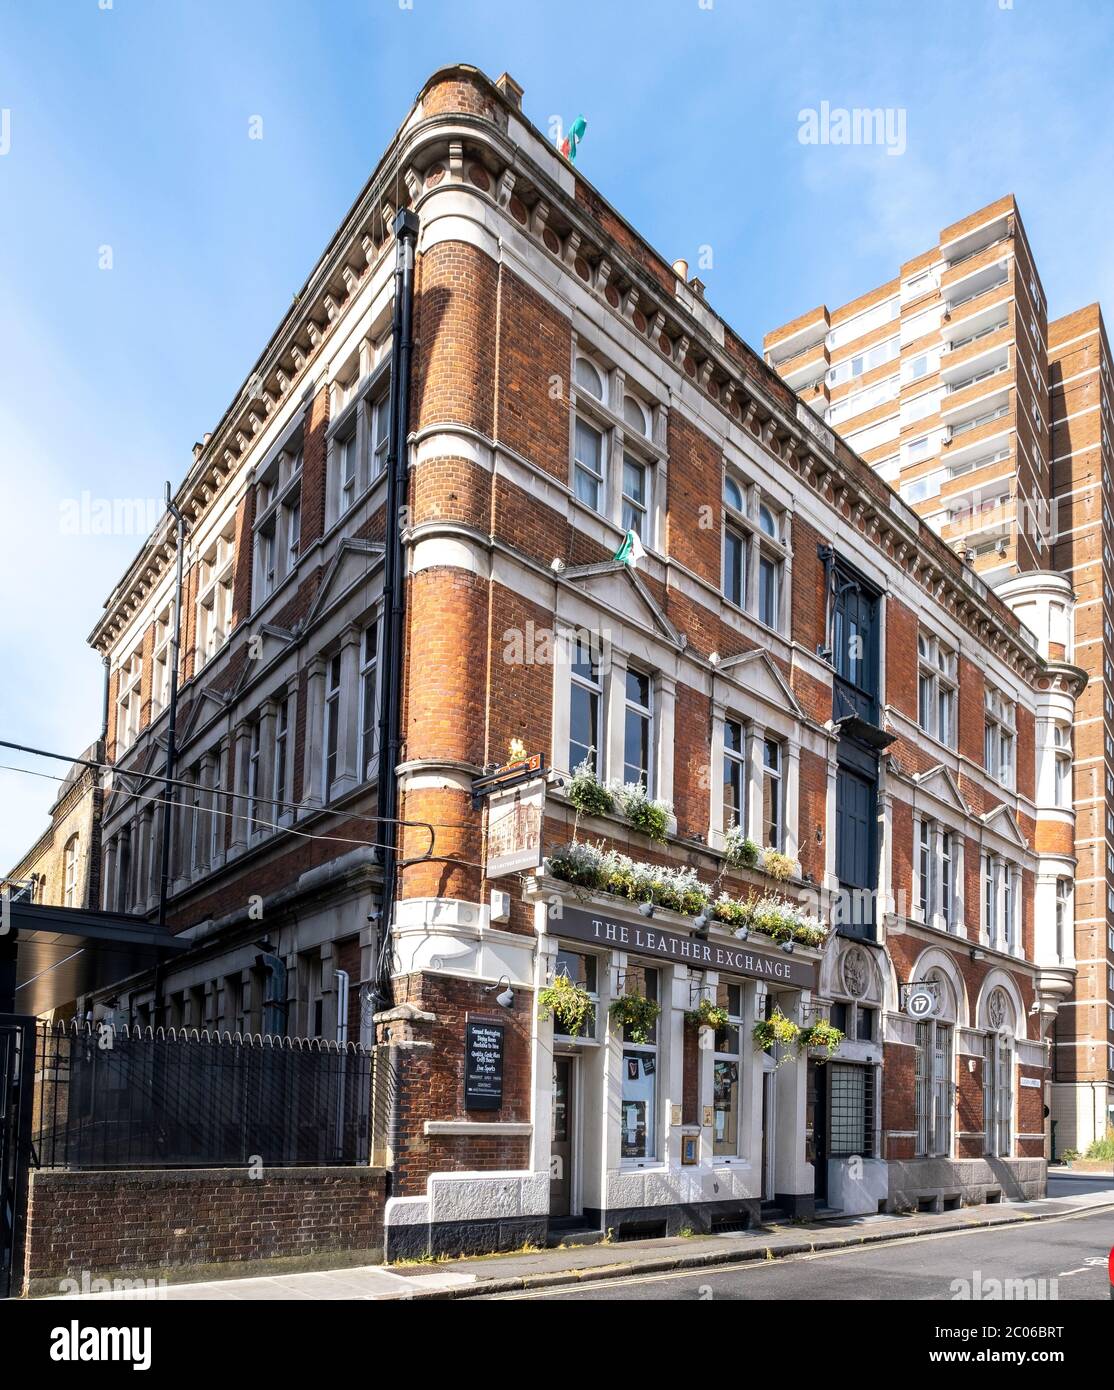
574;356;605;402
63;835;79;908
724;476;744;513
623;395;650;436
722;477;787;630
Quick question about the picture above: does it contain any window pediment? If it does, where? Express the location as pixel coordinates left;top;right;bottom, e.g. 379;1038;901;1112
561;561;685;650
716;648;802;719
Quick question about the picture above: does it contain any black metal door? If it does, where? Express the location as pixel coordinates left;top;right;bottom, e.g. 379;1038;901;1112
806;1058;828;1202
0;1015;35;1300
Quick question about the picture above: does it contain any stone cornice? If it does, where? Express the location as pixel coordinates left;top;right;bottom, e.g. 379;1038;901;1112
87;62;1060;699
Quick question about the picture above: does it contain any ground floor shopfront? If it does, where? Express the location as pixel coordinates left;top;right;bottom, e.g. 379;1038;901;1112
380;887;1053;1259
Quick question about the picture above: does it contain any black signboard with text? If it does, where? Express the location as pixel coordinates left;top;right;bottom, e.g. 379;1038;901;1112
464;1019;505;1110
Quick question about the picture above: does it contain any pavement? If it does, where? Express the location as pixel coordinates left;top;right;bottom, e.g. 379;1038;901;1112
40;1168;1114;1302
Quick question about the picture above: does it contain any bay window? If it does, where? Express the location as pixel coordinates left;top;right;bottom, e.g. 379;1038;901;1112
1052;723;1072;807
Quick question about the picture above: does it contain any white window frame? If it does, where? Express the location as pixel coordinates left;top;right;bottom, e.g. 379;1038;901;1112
712;981;743;1160
116;651;143;753
722;473;788;633
272;696;289;814
723;717;747;835
762;737;784;850
569;637;604;775
359;621;379;781
619;966;660;1166
196;526;235;667
246;720;261;836
63;836;78;908
984;686;1015;788
917;631;957;747
622;668;654;792
324;653;342;800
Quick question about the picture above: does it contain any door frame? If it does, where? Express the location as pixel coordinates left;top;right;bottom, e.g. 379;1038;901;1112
550;1051;583;1219
761;1064;776;1201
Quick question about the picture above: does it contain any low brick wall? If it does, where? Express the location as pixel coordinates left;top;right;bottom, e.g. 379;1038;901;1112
23;1166;387;1296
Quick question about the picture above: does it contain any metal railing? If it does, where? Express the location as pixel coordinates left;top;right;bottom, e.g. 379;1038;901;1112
32;1021;385;1170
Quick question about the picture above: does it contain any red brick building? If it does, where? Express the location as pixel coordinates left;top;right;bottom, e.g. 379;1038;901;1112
86;66;1085;1257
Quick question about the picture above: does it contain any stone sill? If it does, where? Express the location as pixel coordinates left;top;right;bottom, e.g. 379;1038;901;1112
423;1121;532;1137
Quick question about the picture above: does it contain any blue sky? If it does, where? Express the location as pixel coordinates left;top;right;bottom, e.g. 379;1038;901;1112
1;0;1113;868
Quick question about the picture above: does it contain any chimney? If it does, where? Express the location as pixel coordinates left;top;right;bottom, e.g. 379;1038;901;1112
672;258;689;283
495;73;524;110
192;442;203;461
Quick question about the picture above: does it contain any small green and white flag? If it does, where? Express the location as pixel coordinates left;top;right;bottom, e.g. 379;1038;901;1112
613;529;646;567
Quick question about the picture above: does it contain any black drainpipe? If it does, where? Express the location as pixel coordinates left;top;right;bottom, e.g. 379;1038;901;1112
375;207;420;1009
375;207;418;1200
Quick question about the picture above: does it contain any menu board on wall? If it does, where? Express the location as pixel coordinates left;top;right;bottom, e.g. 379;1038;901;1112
464;1020;505;1110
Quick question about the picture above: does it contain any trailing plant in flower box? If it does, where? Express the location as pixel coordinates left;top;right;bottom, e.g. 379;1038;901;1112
567;759;613;819
752;1009;801;1067
761;849;798;883
685;998;730;1030
537;973;594;1038
613;781;671;843
801;1018;843;1061
609;993;661;1044
545;840;606;887
723;822;760;870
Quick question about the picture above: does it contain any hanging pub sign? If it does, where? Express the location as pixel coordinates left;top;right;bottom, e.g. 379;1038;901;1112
485;778;545;878
552;905;818;991
464;1019;505;1110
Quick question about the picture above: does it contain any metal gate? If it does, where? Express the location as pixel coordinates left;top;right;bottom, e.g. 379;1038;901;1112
0;1015;35;1300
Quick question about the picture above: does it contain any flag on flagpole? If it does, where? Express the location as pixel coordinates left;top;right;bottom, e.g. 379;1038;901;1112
613;529;646;567
558;114;587;163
